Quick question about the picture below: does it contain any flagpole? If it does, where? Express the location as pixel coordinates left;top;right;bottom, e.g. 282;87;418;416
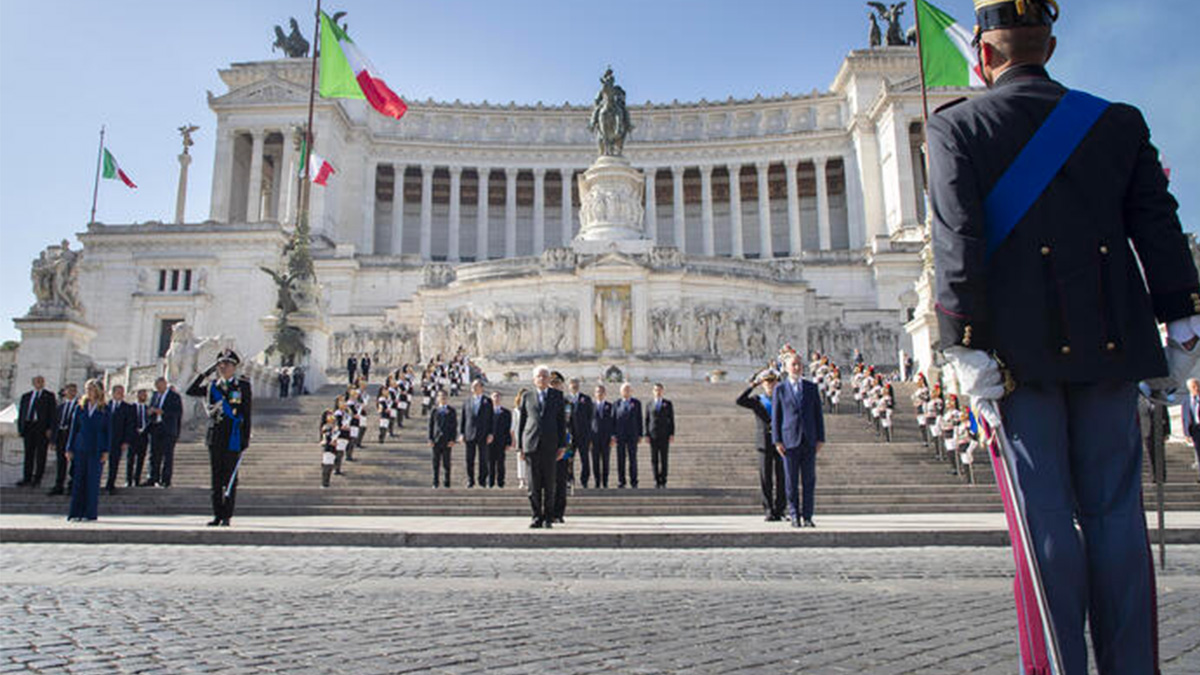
912;0;932;125
296;0;321;228
90;125;105;225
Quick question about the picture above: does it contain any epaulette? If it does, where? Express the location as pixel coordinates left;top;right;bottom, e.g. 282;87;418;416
933;97;968;114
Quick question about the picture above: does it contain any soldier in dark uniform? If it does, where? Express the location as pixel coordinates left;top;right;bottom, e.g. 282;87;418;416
186;348;253;527
929;2;1200;672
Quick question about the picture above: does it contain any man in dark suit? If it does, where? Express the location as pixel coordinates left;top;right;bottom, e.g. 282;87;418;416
361;354;372;382
737;372;785;521
518;365;567;528
771;352;825;528
347;355;358;385
459;379;494;488
613;383;643;488
146;376;183;488
566;378;594;488
16;375;56;487
590;384;616;488
186;349;253;527
488;391;511;488
47;383;77;496
428;390;456;488
645;383;675;489
929;3;1200;670
104;385;137;495
126;388;151;487
1184;379;1200;483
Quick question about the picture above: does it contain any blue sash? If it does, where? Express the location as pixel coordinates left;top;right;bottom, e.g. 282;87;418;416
211;385;244;452
984;90;1110;261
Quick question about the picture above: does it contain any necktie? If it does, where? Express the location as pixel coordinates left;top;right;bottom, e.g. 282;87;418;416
27;390;37;420
138;403;146;428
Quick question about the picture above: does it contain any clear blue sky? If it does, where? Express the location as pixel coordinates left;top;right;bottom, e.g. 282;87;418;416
1;1;1197;344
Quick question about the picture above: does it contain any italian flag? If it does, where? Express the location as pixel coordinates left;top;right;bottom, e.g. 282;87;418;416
318;11;407;120
309;152;335;186
102;148;136;188
916;0;985;88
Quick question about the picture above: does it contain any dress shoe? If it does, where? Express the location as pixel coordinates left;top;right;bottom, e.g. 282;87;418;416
543;521;553;530
764;514;774;522
16;480;29;487
207;518;222;527
790;517;802;528
139;481;157;488
803;519;816;528
554;517;564;524
220;519;230;527
46;487;64;496
529;519;542;529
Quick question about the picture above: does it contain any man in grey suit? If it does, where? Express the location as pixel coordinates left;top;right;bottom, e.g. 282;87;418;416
517;364;567;529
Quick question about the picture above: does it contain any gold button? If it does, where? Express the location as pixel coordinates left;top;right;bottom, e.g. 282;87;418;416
1099;245;1109;255
1106;342;1117;352
1060;346;1071;355
1041;246;1051;256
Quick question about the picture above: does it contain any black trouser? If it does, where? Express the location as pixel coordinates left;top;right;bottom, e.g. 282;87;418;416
591;435;611;487
486;440;507;487
52;429;72;490
148;428;177;486
552;457;570;520
650;436;670;487
126;434;147;486
21;430;50;485
526;449;557;522
617;437;638;487
758;449;786;518
209;445;240;522
432;443;451;487
575;436;592;487
465;439;486;486
104;444;125;490
322;464;334;487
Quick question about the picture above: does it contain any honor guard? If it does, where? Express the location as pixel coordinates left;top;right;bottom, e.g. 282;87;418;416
186;348;253;527
930;2;1200;673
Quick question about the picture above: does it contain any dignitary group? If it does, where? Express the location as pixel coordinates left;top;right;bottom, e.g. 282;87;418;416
14;374;184;521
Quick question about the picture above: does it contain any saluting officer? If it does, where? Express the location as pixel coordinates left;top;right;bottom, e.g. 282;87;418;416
186;348;253;527
930;2;1200;673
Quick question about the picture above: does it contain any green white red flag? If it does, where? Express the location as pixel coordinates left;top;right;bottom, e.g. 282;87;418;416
916;0;985;89
318;11;407;119
101;148;136;188
309;152;335;186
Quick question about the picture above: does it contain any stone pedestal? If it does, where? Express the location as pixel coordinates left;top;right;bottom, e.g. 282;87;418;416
261;312;331;391
13;316;97;392
572;156;654;255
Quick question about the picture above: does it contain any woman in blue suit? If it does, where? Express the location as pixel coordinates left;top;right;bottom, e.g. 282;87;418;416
67;379;110;521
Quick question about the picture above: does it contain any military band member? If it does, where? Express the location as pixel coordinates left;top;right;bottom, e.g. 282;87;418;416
186;348;253;527
931;2;1200;671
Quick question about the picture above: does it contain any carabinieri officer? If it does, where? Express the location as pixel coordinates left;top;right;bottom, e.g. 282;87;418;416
187;348;253;527
930;2;1200;673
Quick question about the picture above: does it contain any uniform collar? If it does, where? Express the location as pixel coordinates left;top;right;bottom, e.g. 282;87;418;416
994;64;1050;88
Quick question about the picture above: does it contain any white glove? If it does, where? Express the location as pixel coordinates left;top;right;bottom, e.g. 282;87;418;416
1144;336;1200;402
942;347;1006;402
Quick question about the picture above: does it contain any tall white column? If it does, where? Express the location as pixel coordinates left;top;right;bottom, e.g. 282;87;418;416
476;168;490;260
505;168;518;258
280;133;297;225
362;159;376;254
561;168;573;245
728;163;744;258
266;148;283;221
392;163;405;255
419;164;433;260
816;157;832;251
448;166;462;262
644;169;657;243
246;130;265;222
209;130;235;222
671;165;686;251
700;165;714;256
756;161;773;259
533;168;546;254
785;160;801;255
843;153;866;249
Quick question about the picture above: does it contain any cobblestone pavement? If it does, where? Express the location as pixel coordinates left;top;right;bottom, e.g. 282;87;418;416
2;545;1198;674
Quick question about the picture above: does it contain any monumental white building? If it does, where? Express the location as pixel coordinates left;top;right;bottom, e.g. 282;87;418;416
14;46;972;392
